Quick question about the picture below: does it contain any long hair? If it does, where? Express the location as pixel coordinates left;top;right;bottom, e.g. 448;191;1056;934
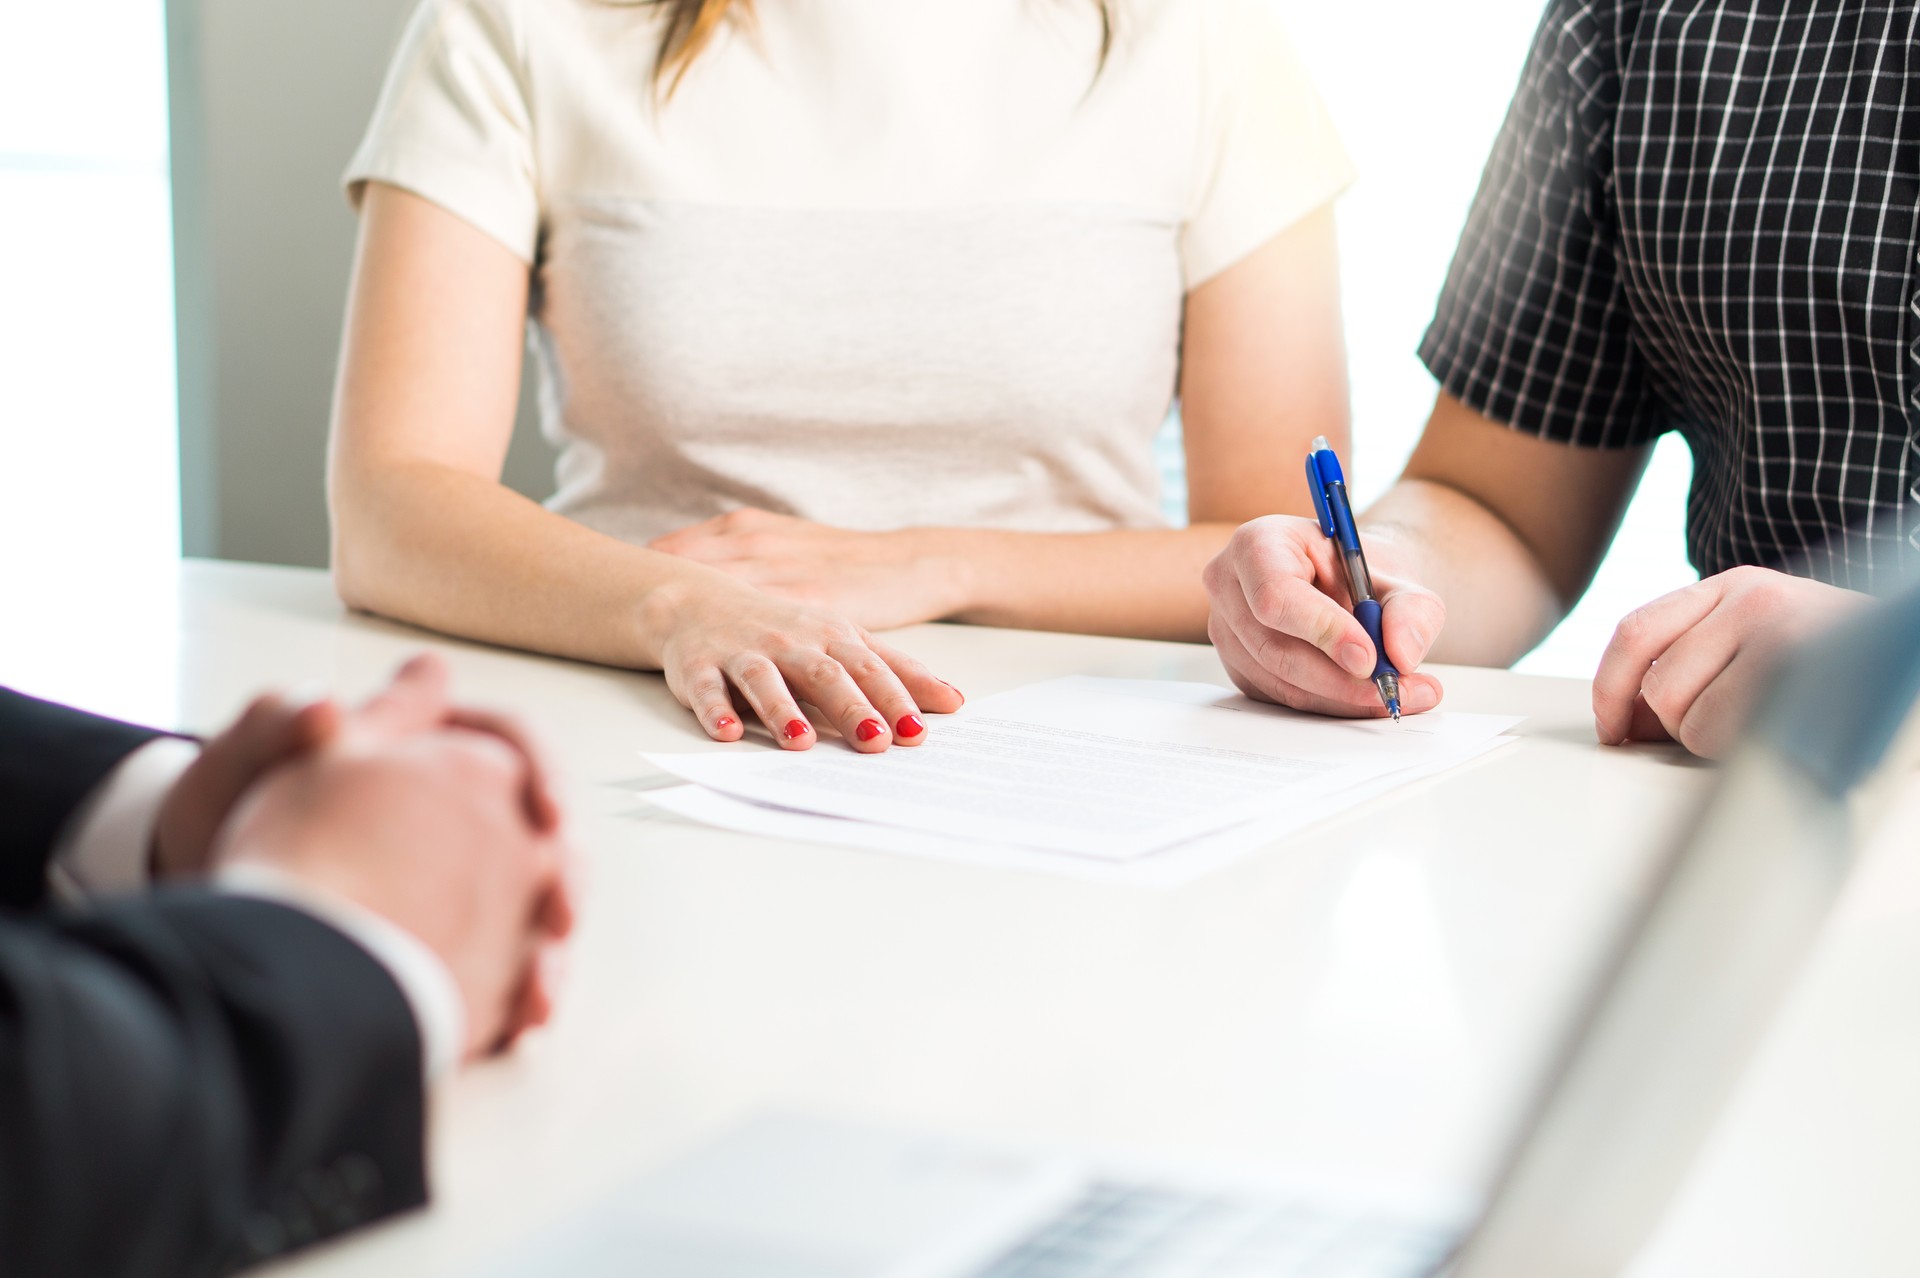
641;0;1117;97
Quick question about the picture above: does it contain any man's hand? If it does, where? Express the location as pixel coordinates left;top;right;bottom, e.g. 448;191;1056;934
150;696;344;879
150;655;562;879
1593;567;1868;758
214;713;574;1061
1202;515;1447;716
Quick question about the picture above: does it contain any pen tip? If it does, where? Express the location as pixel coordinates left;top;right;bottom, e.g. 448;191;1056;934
1389;702;1402;723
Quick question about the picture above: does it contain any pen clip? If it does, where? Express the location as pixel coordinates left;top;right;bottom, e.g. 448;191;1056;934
1306;450;1338;540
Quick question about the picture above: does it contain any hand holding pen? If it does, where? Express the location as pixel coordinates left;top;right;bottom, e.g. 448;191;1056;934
1200;440;1448;720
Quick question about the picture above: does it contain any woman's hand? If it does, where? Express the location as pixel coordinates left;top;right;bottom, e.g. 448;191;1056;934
650;509;970;632
644;572;966;750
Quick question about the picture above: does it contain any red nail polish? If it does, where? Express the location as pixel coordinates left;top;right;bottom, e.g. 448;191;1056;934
783;719;810;739
716;717;736;730
855;719;886;742
895;714;925;738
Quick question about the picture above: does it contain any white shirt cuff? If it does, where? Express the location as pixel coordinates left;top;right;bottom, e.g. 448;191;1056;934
216;862;468;1081
50;737;201;903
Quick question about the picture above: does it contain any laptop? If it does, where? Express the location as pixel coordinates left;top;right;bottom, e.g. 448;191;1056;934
488;585;1920;1278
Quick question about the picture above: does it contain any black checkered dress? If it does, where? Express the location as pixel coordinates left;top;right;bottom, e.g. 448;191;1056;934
1419;0;1920;590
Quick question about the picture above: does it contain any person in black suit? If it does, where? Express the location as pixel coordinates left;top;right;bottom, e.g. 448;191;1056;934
0;655;574;1277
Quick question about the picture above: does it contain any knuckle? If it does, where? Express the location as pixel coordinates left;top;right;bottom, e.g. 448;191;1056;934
1273;644;1327;694
800;656;845;687
823;621;865;648
1610;606;1653;650
687;672;729;702
847;660;892;688
1265;681;1309;712
1639;668;1675;717
729;656;780;687
1676;710;1721;758
1248;580;1295;628
243;693;284;723
1311;615;1348;655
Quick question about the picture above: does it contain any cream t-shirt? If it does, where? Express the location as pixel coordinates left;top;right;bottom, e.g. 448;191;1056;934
346;0;1353;542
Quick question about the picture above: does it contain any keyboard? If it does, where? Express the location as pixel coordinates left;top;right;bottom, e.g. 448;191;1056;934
970;1182;1457;1278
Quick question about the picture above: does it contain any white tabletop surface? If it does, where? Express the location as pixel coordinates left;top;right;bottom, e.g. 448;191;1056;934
5;559;1916;1275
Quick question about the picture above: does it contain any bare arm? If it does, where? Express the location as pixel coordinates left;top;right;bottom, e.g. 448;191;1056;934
331;184;685;669
330;184;962;748
1363;391;1651;664
655;208;1352;644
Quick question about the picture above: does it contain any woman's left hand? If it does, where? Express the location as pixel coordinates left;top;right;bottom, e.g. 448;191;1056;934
650;509;970;631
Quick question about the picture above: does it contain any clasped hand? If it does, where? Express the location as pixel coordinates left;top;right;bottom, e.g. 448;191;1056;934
153;655;576;1061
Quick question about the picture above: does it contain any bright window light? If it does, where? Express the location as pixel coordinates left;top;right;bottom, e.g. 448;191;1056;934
0;0;180;719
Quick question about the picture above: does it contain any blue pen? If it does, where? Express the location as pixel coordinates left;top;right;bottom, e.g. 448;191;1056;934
1305;436;1402;721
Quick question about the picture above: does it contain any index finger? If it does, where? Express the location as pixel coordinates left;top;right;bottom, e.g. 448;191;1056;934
1592;583;1722;744
1234;549;1378;680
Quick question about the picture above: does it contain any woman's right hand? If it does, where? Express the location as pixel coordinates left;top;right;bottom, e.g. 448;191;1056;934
646;577;966;751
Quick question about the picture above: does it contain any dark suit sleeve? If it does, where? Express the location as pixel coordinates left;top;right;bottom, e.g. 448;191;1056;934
0;890;430;1277
0;687;167;911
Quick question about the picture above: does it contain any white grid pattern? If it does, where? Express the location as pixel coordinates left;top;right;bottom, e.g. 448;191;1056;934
1419;0;1920;591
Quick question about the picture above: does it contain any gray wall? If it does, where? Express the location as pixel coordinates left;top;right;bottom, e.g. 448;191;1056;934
167;0;554;567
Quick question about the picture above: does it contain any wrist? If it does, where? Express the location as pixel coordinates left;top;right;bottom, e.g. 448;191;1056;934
893;527;986;619
631;562;735;669
632;578;687;669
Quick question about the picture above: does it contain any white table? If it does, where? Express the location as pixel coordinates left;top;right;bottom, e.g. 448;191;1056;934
7;559;1917;1275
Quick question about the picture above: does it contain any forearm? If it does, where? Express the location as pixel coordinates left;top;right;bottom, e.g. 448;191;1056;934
0;894;426;1276
0;688;162;911
331;461;720;669
1361;478;1567;666
934;524;1237;642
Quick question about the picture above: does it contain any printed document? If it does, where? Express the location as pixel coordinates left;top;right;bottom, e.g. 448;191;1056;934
641;678;1520;861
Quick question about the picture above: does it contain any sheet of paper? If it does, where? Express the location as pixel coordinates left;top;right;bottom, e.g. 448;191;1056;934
641;678;1521;860
638;736;1514;888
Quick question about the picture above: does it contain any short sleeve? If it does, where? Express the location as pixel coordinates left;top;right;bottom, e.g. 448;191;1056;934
344;0;540;263
1417;0;1662;448
1180;0;1356;289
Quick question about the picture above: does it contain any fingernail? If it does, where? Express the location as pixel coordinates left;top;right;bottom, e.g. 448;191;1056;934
716;716;736;731
895;714;925;738
1338;643;1373;678
783;719;811;740
1594;717;1616;746
855;719;886;742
